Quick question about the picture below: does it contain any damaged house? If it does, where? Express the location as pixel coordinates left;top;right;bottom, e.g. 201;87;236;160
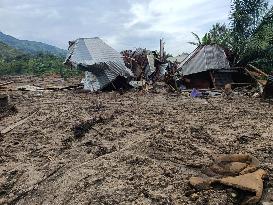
122;49;159;81
177;45;254;89
64;37;133;92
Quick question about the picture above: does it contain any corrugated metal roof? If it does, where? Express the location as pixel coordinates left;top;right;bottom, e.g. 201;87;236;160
178;45;230;76
145;54;156;79
64;37;133;91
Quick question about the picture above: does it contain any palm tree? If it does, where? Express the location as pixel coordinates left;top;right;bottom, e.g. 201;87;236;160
188;32;202;46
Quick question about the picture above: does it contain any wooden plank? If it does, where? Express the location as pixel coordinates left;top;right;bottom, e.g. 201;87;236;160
245;68;258;80
248;64;268;77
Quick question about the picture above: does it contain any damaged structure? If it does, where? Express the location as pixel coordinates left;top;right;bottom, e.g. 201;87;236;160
122;40;169;83
177;45;254;89
64;37;133;92
64;38;259;93
121;49;165;81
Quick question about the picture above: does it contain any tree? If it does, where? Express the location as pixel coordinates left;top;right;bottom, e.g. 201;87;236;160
188;0;273;71
188;24;231;48
188;32;202;46
230;0;272;66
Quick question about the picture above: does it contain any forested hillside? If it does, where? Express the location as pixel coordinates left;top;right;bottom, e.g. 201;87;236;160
0;41;80;77
0;32;66;57
0;41;23;60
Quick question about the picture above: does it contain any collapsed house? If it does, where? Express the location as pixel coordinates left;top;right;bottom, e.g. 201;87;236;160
122;48;170;83
122;49;165;81
177;45;254;89
64;37;133;91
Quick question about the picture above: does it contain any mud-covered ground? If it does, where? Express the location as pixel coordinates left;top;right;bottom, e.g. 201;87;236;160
0;76;272;205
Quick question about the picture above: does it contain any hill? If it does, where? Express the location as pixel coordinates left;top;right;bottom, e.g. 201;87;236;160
0;41;80;77
0;31;66;57
0;41;24;60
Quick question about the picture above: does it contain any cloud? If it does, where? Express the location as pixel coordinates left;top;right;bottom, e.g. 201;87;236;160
122;0;230;53
0;0;272;55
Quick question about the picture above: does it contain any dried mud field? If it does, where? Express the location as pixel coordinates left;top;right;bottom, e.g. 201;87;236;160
0;76;273;205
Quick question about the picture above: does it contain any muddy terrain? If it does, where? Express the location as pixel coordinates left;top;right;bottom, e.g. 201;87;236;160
0;76;272;205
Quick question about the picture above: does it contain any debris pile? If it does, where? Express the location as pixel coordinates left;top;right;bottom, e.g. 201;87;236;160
121;48;169;82
62;37;273;99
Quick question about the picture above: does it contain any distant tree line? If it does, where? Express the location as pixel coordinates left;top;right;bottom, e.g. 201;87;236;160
0;52;82;77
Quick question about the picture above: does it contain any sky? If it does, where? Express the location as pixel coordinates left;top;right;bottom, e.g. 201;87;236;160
0;0;272;55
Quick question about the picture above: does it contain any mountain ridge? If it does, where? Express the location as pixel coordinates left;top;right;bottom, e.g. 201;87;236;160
0;32;67;57
0;41;24;60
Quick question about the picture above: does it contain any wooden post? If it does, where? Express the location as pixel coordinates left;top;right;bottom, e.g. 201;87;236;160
160;39;165;62
209;71;216;89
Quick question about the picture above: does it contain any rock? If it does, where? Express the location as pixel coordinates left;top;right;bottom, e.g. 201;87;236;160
218;169;267;205
189;177;212;190
190;193;199;201
210;154;260;176
231;192;237;198
229;162;248;173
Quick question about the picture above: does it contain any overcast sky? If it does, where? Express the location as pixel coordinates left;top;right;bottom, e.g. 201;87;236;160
0;0;272;55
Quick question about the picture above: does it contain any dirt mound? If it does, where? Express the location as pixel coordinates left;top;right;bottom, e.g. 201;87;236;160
0;77;272;204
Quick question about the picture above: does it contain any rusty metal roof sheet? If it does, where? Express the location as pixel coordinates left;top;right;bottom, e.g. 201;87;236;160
178;45;230;76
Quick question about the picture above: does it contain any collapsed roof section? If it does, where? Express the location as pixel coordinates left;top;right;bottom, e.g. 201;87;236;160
178;45;230;76
64;37;133;91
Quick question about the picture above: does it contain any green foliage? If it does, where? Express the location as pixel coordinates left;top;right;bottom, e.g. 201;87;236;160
189;0;273;72
0;41;23;60
188;24;232;48
230;0;272;67
188;32;202;46
0;42;81;77
230;0;268;39
208;24;233;49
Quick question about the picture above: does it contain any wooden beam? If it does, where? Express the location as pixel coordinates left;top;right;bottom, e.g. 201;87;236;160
248;64;268;77
209;71;216;89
